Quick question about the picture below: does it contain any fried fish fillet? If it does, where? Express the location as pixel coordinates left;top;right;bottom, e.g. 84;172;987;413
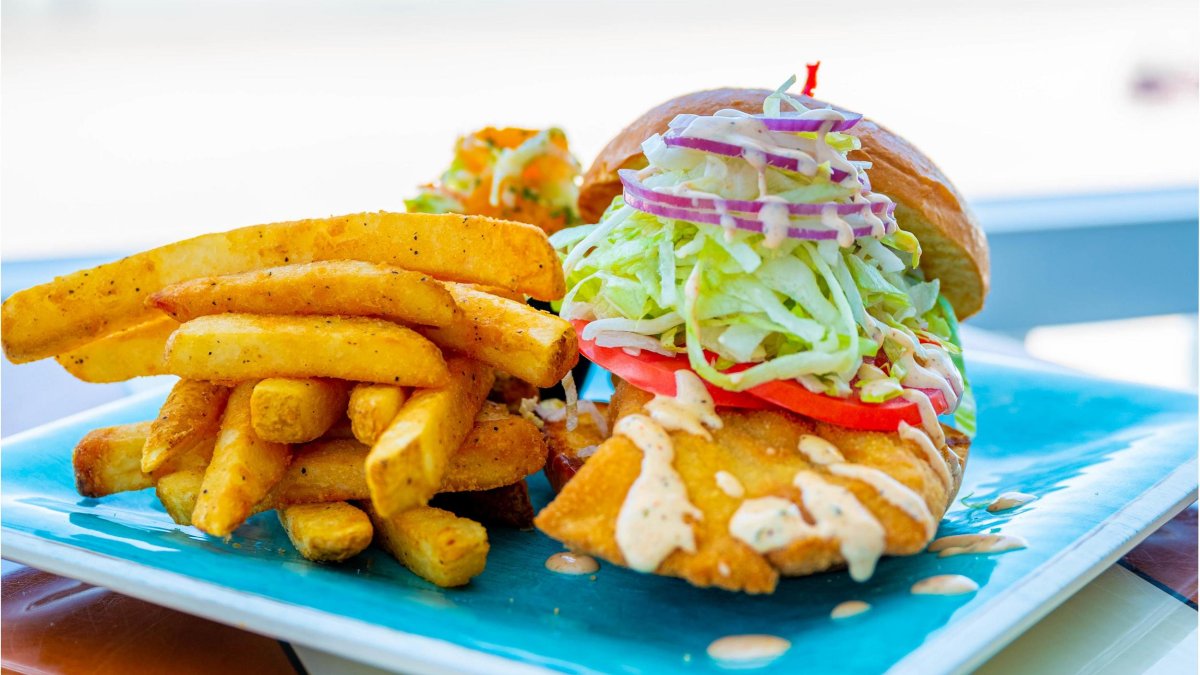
534;379;969;594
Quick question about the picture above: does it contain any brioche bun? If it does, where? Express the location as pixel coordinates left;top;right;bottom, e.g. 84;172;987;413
579;88;990;319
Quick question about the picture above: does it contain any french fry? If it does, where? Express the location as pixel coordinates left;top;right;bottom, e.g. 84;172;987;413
262;439;369;507
278;502;373;563
148;261;459;328
142;379;231;473
1;211;563;363
156;468;207;525
192;381;292;537
366;358;494;516
421;284;577;388
73;421;217;498
55;316;179;383
74;422;156;497
251;378;351;444
164;314;448;387
72;408;544;510
347;384;407;445
441;402;546;492
430;480;535;529
363;502;488;587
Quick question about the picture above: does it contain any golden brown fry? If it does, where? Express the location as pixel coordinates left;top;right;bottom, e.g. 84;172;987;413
251;378;351;444
1;211;563;363
164;314;447;387
442;402;546;492
156;468;207;525
366;358;494;516
74;422;156;497
192;382;292;537
262;439;369;507
347;384;407;445
148;261;459;327
73;421;217;499
143;379;231;473
421;284;577;388
363;502;488;587
431;480;535;529
278;502;373;562
263;409;546;508
55;316;179;383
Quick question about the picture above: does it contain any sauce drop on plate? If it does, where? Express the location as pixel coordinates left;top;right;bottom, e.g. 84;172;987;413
706;634;791;667
928;533;1028;557
830;600;871;619
987;491;1037;512
911;574;979;596
545;552;599;575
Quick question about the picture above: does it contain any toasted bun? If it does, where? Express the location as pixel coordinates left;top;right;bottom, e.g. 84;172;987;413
579;88;990;319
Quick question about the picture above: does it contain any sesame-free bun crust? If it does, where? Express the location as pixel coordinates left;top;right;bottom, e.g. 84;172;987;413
579;88;990;319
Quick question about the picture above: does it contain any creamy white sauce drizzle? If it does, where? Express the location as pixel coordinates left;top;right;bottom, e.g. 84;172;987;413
706;635;791;665
759;199;791;249
796;434;935;537
821;204;855;248
645;370;723;440
729;496;810;553
827;464;937;539
794;471;885;581
897;421;953;490
545;552;600;575
911;574;979;596
987;491;1038;512
613;414;703;572
715;471;745;498
797;434;844;465
830;600;871;619
898;389;947;450
928;533;1028;557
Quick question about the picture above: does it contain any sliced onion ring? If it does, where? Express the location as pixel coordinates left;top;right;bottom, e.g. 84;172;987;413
620;169;894;218
663;133;851;183
754;112;863;132
623;192;880;241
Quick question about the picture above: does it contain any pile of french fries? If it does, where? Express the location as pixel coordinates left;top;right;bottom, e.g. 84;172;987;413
2;211;577;587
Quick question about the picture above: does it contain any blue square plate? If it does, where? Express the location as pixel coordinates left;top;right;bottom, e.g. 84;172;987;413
3;351;1196;674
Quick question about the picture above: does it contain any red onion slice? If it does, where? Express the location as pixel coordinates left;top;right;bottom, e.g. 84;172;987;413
622;192;880;241
663;133;851;183
754;112;863;132
619;169;894;218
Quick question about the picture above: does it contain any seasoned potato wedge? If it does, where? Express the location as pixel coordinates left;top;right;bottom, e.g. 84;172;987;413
1;211;563;363
192;382;292;537
278;502;373;562
363;502;488;587
149;261;459;328
55;316;179;383
251;378;351;444
164;314;447;387
366;358;494;516
421;284;577;388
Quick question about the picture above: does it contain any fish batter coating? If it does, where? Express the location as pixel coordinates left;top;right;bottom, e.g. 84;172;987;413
534;379;969;594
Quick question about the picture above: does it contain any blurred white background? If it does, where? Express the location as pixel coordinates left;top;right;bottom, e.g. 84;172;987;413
4;0;1197;258
2;0;1197;390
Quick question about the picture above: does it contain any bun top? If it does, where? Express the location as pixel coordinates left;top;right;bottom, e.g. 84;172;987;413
579;88;990;319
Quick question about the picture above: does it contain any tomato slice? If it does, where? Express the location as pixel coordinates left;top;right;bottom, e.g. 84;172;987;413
573;321;949;431
573;322;767;409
